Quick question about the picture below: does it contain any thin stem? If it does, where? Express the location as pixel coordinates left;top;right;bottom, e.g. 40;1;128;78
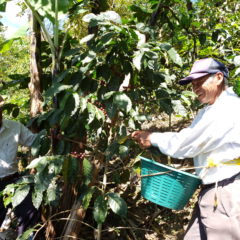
54;0;59;49
58;26;70;62
96;127;114;240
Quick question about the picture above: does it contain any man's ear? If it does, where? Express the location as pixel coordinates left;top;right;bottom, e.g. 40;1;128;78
215;72;224;85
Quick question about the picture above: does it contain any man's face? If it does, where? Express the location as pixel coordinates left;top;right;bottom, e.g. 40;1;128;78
192;72;224;105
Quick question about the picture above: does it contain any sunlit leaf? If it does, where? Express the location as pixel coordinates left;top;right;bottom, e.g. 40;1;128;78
0;38;20;53
93;195;108;224
28;0;70;22
32;189;43;209
12;185;30;208
82;13;96;23
133;51;143;71
80;34;95;44
234;56;240;67
17;227;36;240
113;92;132;113
83;158;92;185
81;186;95;210
107;193;127;218
167;48;183;67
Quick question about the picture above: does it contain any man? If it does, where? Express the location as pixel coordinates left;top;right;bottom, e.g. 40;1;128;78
0;96;39;237
132;58;240;239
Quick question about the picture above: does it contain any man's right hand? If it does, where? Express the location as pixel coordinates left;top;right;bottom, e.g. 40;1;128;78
131;130;152;149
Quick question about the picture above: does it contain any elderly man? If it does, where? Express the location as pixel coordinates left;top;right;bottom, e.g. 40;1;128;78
0;96;39;237
132;58;240;239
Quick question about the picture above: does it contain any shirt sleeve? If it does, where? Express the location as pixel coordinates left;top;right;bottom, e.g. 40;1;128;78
19;123;37;147
150;107;233;159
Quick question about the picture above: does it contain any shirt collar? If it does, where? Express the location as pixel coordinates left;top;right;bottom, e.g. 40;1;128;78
207;86;234;108
216;86;235;102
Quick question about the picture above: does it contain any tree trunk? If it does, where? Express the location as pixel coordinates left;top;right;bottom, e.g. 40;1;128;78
61;152;104;239
29;13;43;118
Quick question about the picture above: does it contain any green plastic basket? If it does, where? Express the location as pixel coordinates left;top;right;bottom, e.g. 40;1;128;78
140;157;201;210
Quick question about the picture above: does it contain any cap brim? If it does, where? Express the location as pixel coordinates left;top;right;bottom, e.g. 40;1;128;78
179;72;209;85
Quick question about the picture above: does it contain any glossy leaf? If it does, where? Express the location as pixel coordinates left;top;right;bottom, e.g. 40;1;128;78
32;189;43;209
167;48;183;67
17;227;35;240
12;185;30;208
0;38;20;53
93;195;108;224
234;56;240;67
133;51;143;71
107;193;127;218
81;186;95;210
46;179;58;203
83;158;92;185
113;93;132;113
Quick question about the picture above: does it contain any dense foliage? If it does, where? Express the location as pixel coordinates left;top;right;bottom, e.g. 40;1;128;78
0;0;240;239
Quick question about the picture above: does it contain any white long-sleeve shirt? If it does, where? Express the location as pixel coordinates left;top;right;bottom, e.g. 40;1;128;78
0;119;36;178
150;87;240;184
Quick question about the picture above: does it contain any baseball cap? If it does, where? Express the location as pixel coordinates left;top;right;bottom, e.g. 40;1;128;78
179;58;229;85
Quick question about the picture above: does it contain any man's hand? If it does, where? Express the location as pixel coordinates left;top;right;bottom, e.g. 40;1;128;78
131;130;152;149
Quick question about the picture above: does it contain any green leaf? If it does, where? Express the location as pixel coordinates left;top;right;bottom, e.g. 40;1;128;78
93;195;108;224
234;56;240;67
100;11;122;24
103;91;116;100
72;92;80;115
105;102;118;119
107;193;127;218
46;179;58;203
233;79;240;97
28;0;70;22
2;184;15;207
133;51;143;71
80;34;95;44
27;155;54;172
172;100;187;117
32;188;43;209
0;38;20;53
167;48;183;67
95;107;105;121
119;145;129;159
17;227;35;240
55;69;70;82
159;43;172;51
113;93;132;113
82;13;96;23
199;33;206;45
44;83;72;99
31;130;48;157
80;97;88;112
87;102;96;123
81;186;95;210
83;158;92;185
0;2;6;12
12;185;30;208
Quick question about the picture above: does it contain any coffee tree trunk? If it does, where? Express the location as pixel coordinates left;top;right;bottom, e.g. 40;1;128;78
29;13;43;118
